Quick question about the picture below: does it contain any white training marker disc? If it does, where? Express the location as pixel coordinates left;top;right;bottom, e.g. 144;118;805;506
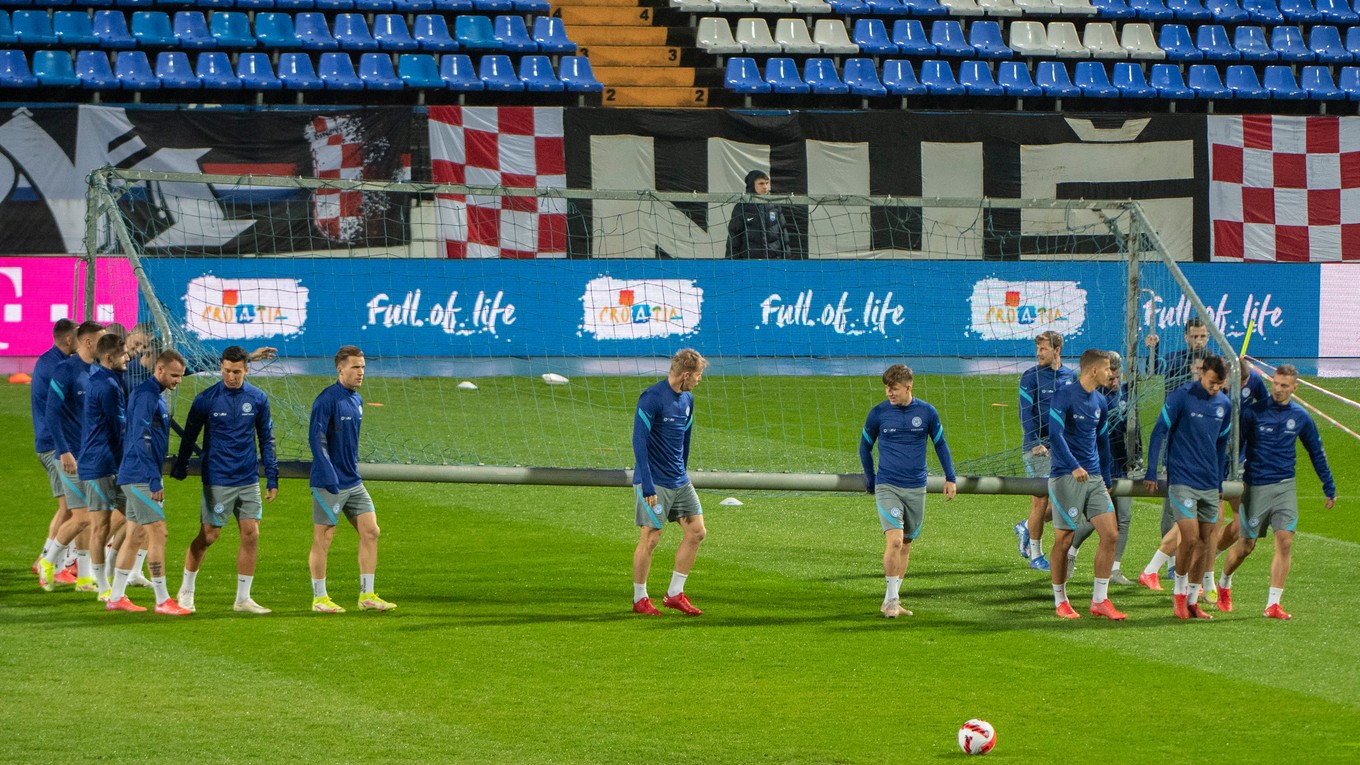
457;381;478;390
719;497;743;506
542;373;570;385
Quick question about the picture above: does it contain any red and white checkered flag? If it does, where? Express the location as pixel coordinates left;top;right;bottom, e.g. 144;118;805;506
429;106;567;259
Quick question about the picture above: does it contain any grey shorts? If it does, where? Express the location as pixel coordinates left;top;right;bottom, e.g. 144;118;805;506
311;484;375;526
202;484;264;527
58;470;89;510
37;451;62;497
875;484;926;539
120;483;167;526
1048;475;1114;531
1240;479;1299;540
85;475;125;514
634;483;702;529
1023;449;1052;480
1168;484;1221;525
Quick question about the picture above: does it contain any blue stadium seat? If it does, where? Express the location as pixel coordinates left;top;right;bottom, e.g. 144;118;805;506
853;19;898;56
1111;60;1157;95
295;13;339;50
172;12;214;49
559;55;602;92
414;15;458;51
1225;63;1268;96
76;50;118;88
1035;60;1081;95
1309;25;1351;63
1128;0;1176;18
513;0;550;11
1242;0;1285;22
930;20;973;58
114;50;158;89
155;51;197;88
903;0;949;14
237;52;283;89
882;59;927;95
117;0;157;7
1301;63;1344;97
1262;63;1306;97
278;51;324;88
357;51;402;89
518;54;562;92
318;51;364;88
440;52;483;90
237;0;277;8
455;15;501;51
1158;24;1203;60
890;20;934;57
1150;61;1194;96
804;57;849;93
764;57;808;93
356;0;396;10
13;10;57;44
1339;65;1360;97
276;0;316;8
827;0;869;12
210;12;256;48
727;57;767;93
997;60;1042;95
919;58;964;94
1270;26;1314;61
33;50;79;86
130;11;174;47
255;13;297;48
1234;26;1277;60
1166;0;1214;19
396;52;440;87
0;13;14;47
532;17;575;54
473;0;515;10
1074;60;1119;96
1315;0;1358;22
1347;27;1360;59
54;11;97;46
1187;62;1232;95
0;49;36;87
864;0;910;14
957;59;1003;94
1205;0;1252;21
1196;25;1241;59
1090;0;1138;17
316;0;355;9
478;53;522;91
1278;0;1326;21
374;14;419;51
195;0;236;8
844;57;887;95
434;0;475;9
333;13;378;51
493;15;537;53
969;20;1013;59
196;51;240;88
394;0;436;10
93;11;136;49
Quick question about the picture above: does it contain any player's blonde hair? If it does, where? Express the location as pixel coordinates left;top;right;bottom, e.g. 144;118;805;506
670;348;708;376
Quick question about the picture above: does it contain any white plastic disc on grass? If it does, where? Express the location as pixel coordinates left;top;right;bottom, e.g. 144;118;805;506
457;381;478;391
542;373;570;386
719;497;743;506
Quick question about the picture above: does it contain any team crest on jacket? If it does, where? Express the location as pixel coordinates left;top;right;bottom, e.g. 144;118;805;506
1215;407;1224;418
1286;419;1296;430
912;417;922;427
242;402;253;413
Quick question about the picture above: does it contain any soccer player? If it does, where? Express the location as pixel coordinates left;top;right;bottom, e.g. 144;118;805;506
171;346;279;615
1146;316;1211;389
860;364;957;618
106;350;191;615
1068;351;1136;586
78;334;130;601
630;349;708;617
308;345;394;613
1047;349;1125;621
1218;364;1336;619
31;319;76;576
1013;331;1074;572
1143;354;1232;620
36;321;104;592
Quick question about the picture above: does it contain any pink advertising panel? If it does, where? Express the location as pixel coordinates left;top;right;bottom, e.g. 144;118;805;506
0;258;138;356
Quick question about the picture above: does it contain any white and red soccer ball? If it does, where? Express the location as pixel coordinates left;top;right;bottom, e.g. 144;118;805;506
957;719;996;755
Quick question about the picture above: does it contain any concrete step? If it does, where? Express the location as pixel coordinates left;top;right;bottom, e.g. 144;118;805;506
581;45;685;66
557;6;658;24
604;85;711;107
569;25;669;46
549;0;641;6
594;65;697;86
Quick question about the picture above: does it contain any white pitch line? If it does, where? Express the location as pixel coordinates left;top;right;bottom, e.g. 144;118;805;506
1297;531;1360;550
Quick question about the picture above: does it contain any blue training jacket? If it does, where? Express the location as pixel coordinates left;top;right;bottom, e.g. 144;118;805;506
860;397;956;491
30;345;68;453
309;382;364;492
175;381;279;489
1018;364;1075;449
1242;400;1336;497
1048;381;1114;487
1144;381;1231;491
78;365;126;480
44;355;94;458
632;379;693;497
118;377;171;492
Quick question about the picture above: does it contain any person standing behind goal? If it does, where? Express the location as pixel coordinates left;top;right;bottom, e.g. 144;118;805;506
1013;331;1074;572
631;349;708;617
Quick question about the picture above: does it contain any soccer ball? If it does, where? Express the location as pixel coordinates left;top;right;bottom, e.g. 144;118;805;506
957;719;996;755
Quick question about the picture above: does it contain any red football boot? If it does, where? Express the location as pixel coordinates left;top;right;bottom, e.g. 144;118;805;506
631;597;663;616
1263;604;1293;620
662;592;702;616
1089;599;1127;621
1055;601;1080;619
1173;594;1189;619
1188;603;1213;620
55;564;78;585
1137;572;1163;591
1216;588;1233;612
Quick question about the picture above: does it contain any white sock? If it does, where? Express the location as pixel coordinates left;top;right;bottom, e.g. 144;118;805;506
1111;560;1122;573
42;537;58;560
1068;547;1079;561
110;568;131;601
1144;550;1170;576
1173;573;1188;596
666;571;688;598
181;569;198;594
1202;571;1217;594
1092;577;1110;603
152;576;169;605
1267;587;1284;608
62;543;77;568
884;576;902;603
632;583;648;603
134;549;148;576
1169;555;1177;572
1029;539;1042;560
75;549;91;579
92;563;107;593
312;578;327;598
236;575;253;602
360;573;375;594
1220;572;1233;590
1052;583;1067;607
1188;583;1202;606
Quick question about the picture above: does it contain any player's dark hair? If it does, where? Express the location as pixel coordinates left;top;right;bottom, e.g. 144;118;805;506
1200;354;1228;380
156;349;186;369
1035;331;1063;352
221;345;250;364
1275;363;1299;378
95;333;125;359
52;318;77;339
1184;316;1206;332
102;322;127;338
75;320;104;339
335;345;364;369
1078;349;1109;371
882;364;913;387
1106;350;1123;371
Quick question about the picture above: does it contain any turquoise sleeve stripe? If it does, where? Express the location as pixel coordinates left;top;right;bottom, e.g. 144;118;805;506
1220;426;1231;437
1049;408;1063;425
862;428;873;444
1160;407;1171;428
1018;387;1034;403
636;408;652;430
49;380;64;400
684;418;693;431
931;426;943;444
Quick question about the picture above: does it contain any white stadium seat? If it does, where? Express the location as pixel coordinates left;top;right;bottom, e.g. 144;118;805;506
1120;23;1166;60
1047;22;1091;58
813;19;860;55
1009;21;1057;57
775;18;821;54
735;17;782;54
697;17;743;54
1083;22;1126;59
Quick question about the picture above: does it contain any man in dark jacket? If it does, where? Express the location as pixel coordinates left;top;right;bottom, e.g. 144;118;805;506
727;170;790;259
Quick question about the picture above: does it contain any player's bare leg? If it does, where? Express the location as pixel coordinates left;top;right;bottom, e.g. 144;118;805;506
631;526;663;615
1024;497;1053;570
881;529;910;618
178;524;222;613
37;497;70;573
230;519;269;613
1264;530;1294;619
350;512;393;611
1050;527;1079;618
105;523;150;612
1139;526;1180;590
1171;518;1204;618
309;523;343;612
89;511;112;598
663;515;706;615
1088;512;1126;620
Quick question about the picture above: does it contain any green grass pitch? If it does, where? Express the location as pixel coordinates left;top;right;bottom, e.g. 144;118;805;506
1;375;1358;764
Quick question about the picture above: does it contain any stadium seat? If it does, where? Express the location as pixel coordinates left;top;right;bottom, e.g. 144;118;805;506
903;0;949;13
803;56;849;93
1121;23;1165;59
454;15;502;51
472;0;515;10
278;51;323;88
1009;22;1057;57
333;13;379;51
764;56;809;92
33;50;79;86
532;17;575;54
356;0;396;9
1340;65;1360;97
171;11;214;49
1083;22;1125;58
1271;26;1314;61
863;0;910;14
853;19;897;56
969;21;1013;59
737;18;781;53
957;59;1004;94
237;51;283;89
440;52;484;89
1090;0;1138;17
558;55;602;92
1205;0;1252;20
53;12;98;46
93;11;136;49
255;13;297;48
1263;63;1306;97
154;50;197;88
1074;60;1119;95
931;20;973;58
1015;0;1061;12
813;19;858;55
1225;63;1268;97
1279;0;1326;21
275;0;314;7
114;50;158;89
210;12;256;48
1035;59;1081;95
295;13;339;50
1347;27;1360;59
237;0;277;8
478;53;521;91
130;11;175;47
726;57;766;93
414;15;459;51
789;0;834;10
1128;0;1176;17
1233;26;1277;60
318;51;364;88
1242;0;1285;22
1159;24;1202;60
196;50;240;88
494;15;537;53
13;10;57;45
1187;62;1232;96
0;49;36;87
1054;0;1099;13
826;0;866;10
1111;60;1157;95
1196;25;1240;59
435;0;477;9
775;18;820;54
1310;25;1350;63
940;0;986;13
1300;63;1344;97
919;58;965;94
698;18;742;55
395;0;437;9
316;0;356;9
891;20;934;57
1150;61;1195;96
373;15;420;51
76;50;118;88
976;0;1023;14
993;61;1039;96
844;57;887;95
358;51;402;89
1047;22;1090;58
512;0;551;11
395;52;440;87
881;58;927;94
517;54;562;91
0;13;13;47
1315;0;1359;22
1166;0;1214;18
